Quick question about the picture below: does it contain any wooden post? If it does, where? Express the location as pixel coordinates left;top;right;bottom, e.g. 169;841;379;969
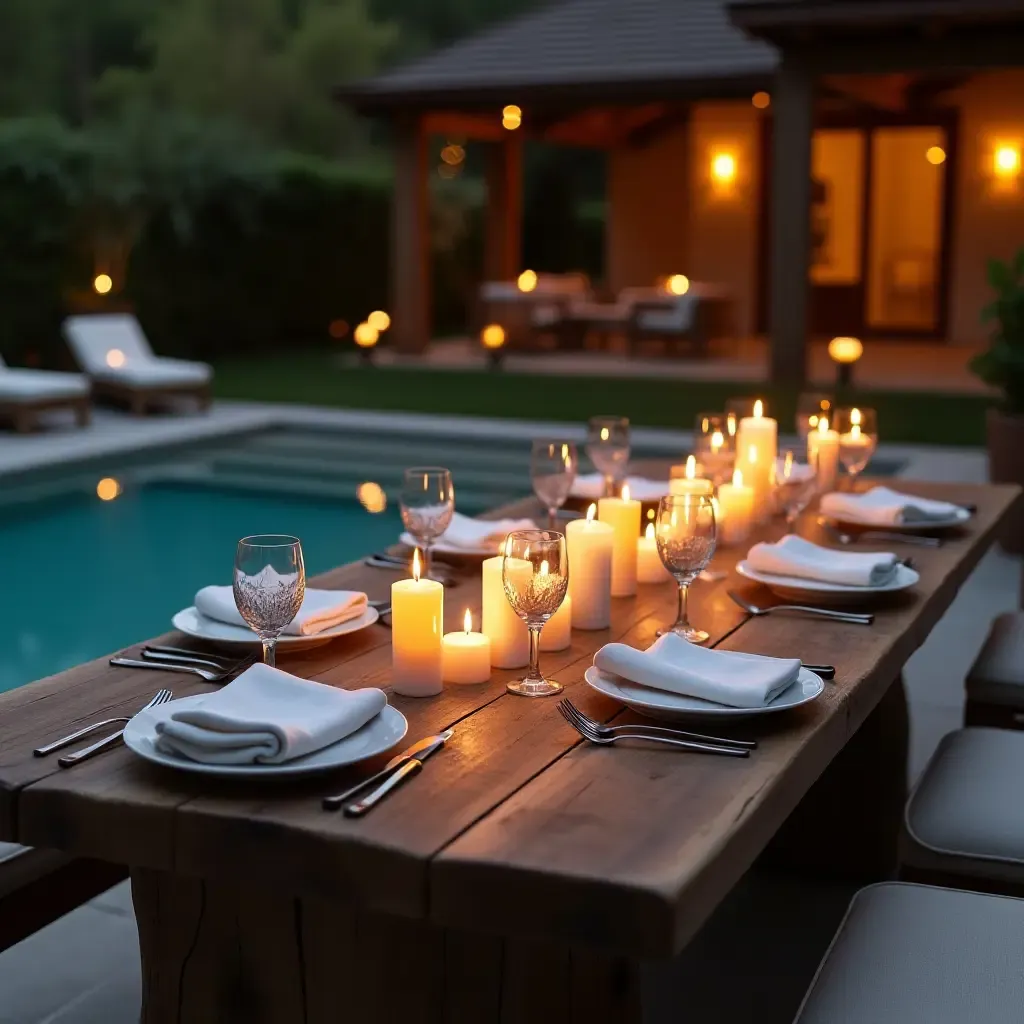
484;137;523;282
390;117;430;354
769;55;814;387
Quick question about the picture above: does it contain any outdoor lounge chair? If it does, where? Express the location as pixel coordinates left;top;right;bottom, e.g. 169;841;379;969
0;355;91;432
628;283;736;357
62;314;212;415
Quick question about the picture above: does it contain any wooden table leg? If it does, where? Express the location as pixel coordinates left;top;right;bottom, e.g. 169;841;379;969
762;674;910;882
132;869;643;1024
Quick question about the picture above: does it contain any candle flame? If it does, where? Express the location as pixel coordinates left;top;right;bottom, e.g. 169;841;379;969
851;423;862;440
711;496;721;520
539;559;549;576
600;426;609;441
784;450;794;478
464;608;472;634
727;413;737;436
621;483;631;501
645;522;655;540
701;417;709;433
586;502;597;522
733;468;743;487
851;407;862;426
753;399;763;418
561;443;569;459
809;414;819;428
685;454;696;480
711;429;724;451
412;548;422;582
818;416;829;436
748;444;757;463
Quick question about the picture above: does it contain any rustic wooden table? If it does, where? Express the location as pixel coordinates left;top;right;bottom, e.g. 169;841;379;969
0;480;1017;1023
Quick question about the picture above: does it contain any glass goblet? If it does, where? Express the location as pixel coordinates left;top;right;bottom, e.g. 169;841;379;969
796;393;834;441
693;412;735;487
833;407;878;490
233;535;306;667
501;530;569;698
400;467;454;581
775;450;818;524
586;415;630;497
531;439;578;528
655;495;717;644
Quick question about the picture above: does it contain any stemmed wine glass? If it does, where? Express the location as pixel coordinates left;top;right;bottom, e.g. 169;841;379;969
833;407;878;490
655;495;717;644
775;450;818;524
233;535;306;667
531;439;578;528
400;467;454;581
501;530;569;698
586;416;630;497
796;393;833;441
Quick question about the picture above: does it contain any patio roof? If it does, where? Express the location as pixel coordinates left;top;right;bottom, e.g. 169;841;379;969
343;0;778;113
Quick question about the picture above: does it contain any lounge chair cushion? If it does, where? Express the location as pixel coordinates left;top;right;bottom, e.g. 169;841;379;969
795;882;1024;1023
903;727;1024;885
91;359;211;388
636;293;696;333
0;366;89;401
967;611;1024;707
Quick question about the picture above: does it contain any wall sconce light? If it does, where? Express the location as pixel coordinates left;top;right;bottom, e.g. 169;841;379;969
502;105;522;131
709;150;738;196
994;144;1021;180
926;146;946;166
751;92;771;110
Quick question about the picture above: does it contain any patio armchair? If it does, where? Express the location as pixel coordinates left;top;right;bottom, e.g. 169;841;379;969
0;355;91;432
627;283;736;357
62;314;212;415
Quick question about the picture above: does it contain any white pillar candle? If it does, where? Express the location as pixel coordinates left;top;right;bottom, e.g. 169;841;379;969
442;609;491;684
598;485;642;598
669;455;715;497
566;504;613;630
540;594;572;651
391;549;444;697
735;400;777;516
482;554;530;668
637;522;671;583
808;416;840;493
717;469;755;546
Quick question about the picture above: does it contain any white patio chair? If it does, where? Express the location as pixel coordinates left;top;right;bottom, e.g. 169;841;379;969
0;354;90;432
62;314;212;416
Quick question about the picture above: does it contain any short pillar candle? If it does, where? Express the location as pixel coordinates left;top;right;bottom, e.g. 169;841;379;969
808;416;841;493
598;485;642;597
717;469;755;547
391;550;444;697
442;609;491;684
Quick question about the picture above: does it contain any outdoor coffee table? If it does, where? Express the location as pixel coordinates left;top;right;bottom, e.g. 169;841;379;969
0;481;1016;1023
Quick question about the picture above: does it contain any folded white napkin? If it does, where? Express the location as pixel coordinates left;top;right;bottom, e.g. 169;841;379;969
195;584;367;636
748;534;898;587
571;473;668;501
594;633;800;709
154;664;387;764
439;511;537;550
820;486;964;526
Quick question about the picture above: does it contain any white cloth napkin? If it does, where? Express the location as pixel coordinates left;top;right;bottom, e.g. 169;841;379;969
194;584;367;636
747;534;898;587
820;486;964;526
571;474;668;501
154;664;387;765
437;511;537;550
594;633;800;709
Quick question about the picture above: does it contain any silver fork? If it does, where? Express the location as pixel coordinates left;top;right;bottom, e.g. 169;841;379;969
558;699;756;749
34;689;173;758
728;591;873;625
557;704;749;757
110;658;241;682
817;518;941;549
141;649;257;673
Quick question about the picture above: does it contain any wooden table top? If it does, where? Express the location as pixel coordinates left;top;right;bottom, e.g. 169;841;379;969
0;479;1017;959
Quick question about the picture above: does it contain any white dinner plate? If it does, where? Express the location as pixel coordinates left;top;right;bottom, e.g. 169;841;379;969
123;695;408;778
171;606;379;650
398;532;503;558
584;665;825;723
735;561;919;605
826;507;971;531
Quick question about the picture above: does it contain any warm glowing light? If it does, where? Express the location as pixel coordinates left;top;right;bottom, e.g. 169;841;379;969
828;336;863;364
105;348;126;368
586;503;597;522
851;424;862;440
96;477;120;501
440;144;465;166
93;273;112;295
752;91;771;110
645;522;655;541
732;469;743;487
464;608;473;634
412;549;422;582
367;310;390;332
994;145;1021;178
353;322;379;348
851;407;862;426
647;507;655;520
711;152;737;184
481;323;506;349
809;414;819;428
600;426;610;441
539;559;549;576
784;450;794;477
356;481;387;514
753;399;763;418
621;484;631;501
685;455;697;480
818;416;830;436
747;444;757;464
502;104;522;130
926;146;946;165
727;413;737;436
666;273;690;296
517;269;538;292
711;430;724;451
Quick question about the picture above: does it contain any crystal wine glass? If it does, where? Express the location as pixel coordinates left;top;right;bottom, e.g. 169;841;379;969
796;393;833;441
501;530;569;698
833;407;878;490
531;439;578;528
655;495;717;644
400;467;455;581
694;412;735;487
233;535;306;667
775;450;818;524
586;416;630;498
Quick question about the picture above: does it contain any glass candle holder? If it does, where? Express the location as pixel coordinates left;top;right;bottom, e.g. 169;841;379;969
834;407;878;490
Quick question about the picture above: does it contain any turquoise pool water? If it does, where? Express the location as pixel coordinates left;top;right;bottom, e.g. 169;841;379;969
1;482;402;693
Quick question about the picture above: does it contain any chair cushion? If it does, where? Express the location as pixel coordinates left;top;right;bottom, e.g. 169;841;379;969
967;611;1024;706
0;368;89;400
795;882;1024;1023
903;728;1024;884
63;313;155;375
636;294;696;333
92;358;211;388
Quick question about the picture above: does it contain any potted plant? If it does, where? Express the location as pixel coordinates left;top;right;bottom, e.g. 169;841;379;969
971;248;1024;551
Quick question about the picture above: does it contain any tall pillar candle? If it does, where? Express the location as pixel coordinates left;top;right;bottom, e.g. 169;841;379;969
566;504;613;629
482;555;529;668
598;485;642;597
391;552;444;697
540;594;572;651
808;417;840;494
735;399;777;516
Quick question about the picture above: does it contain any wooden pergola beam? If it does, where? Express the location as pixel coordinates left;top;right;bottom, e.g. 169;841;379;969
390;117;430;353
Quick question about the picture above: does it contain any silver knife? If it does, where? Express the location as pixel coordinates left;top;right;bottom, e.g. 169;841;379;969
321;729;453;810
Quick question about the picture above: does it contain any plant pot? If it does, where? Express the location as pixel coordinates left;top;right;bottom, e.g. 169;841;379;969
987;408;1024;553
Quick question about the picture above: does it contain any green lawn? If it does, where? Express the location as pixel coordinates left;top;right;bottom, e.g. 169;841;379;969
213;351;992;447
